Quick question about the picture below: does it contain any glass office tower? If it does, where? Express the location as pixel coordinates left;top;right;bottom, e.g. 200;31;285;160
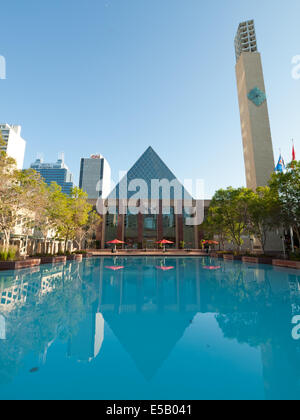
30;156;75;195
79;155;111;200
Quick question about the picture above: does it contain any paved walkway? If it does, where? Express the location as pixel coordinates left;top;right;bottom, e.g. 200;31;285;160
87;250;210;257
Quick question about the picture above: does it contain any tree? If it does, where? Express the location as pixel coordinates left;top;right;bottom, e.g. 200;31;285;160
0;148;48;250
44;182;69;238
247;186;280;253
207;187;254;252
54;187;93;250
74;210;101;250
202;212;230;250
269;161;300;245
0;150;19;249
0;139;97;255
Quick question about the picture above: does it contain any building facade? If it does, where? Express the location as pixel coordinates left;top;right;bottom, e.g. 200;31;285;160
30;156;75;195
235;20;275;190
79;154;111;200
95;147;209;249
0;124;26;169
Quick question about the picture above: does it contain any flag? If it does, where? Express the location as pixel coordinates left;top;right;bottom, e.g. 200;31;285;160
275;154;286;173
292;144;296;161
291;142;296;169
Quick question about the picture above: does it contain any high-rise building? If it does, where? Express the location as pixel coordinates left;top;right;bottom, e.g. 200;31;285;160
235;20;275;190
0;124;26;169
79;155;111;200
30;155;75;195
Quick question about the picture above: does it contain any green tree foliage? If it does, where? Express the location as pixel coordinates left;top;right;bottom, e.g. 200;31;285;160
247;186;281;253
206;187;254;252
269;161;300;244
74;210;102;250
201;211;230;250
0;150;48;250
53;187;93;250
205;163;299;254
0;146;99;253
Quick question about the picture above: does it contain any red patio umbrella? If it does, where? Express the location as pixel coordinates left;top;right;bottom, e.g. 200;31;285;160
156;266;175;271
107;239;125;252
156;239;174;252
202;240;219;245
105;266;124;271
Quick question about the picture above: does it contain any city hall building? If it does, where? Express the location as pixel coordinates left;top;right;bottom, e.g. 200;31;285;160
94;147;210;249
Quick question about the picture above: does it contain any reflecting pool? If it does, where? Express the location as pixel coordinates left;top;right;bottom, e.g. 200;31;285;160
0;257;299;400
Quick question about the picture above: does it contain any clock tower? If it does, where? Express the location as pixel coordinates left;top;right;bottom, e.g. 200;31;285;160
235;20;275;190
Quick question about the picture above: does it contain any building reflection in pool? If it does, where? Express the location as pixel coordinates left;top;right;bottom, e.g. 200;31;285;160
0;257;299;399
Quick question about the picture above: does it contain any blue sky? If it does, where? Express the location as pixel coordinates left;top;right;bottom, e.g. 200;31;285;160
0;0;299;198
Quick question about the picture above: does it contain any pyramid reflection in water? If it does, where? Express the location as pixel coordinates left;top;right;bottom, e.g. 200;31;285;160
0;257;299;399
98;258;201;379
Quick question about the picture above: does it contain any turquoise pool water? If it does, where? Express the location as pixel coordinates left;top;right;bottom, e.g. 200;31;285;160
0;256;299;400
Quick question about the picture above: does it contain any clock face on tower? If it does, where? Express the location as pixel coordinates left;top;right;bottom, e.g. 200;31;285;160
248;87;266;107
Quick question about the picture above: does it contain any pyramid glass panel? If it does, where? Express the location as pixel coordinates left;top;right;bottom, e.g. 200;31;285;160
109;147;193;200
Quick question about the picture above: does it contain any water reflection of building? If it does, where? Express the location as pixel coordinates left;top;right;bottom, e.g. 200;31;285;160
0;315;5;340
98;258;201;379
259;268;300;400
99;259;201;314
0;265;68;313
214;264;300;400
0;258;299;399
0;261;92;384
96;258;300;395
68;313;104;362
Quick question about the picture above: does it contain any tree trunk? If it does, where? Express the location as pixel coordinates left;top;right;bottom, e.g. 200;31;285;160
3;230;10;251
295;227;300;248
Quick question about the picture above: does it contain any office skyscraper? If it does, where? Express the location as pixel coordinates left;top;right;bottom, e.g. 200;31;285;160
79;155;111;200
235;20;275;190
30;155;75;195
0;124;26;169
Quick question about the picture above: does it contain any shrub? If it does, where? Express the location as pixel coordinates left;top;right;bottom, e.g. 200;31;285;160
0;246;18;261
31;253;53;258
56;251;71;256
7;247;17;261
0;249;8;261
290;252;300;261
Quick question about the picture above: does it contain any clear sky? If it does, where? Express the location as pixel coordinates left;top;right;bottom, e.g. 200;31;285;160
0;0;300;198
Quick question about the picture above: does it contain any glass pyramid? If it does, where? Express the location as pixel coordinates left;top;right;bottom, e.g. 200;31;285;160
109;146;192;200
